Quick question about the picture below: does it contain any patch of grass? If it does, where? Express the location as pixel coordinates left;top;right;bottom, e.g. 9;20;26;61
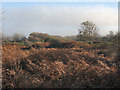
5;42;25;45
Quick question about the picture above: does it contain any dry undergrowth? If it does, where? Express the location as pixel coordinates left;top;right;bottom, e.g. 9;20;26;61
2;42;119;88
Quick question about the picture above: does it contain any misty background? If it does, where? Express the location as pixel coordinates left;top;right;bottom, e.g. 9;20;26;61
2;2;118;37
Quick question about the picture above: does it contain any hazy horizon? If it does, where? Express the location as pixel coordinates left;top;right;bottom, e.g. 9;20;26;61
2;2;118;37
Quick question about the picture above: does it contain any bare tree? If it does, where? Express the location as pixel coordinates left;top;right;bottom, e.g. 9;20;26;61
12;33;25;42
2;33;12;42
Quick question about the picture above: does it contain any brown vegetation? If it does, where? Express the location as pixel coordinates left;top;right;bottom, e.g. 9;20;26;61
2;41;119;88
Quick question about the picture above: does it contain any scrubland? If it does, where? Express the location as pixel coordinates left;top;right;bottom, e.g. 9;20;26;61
2;41;119;88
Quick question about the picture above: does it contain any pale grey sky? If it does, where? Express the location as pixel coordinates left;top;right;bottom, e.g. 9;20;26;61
1;0;119;2
2;2;118;37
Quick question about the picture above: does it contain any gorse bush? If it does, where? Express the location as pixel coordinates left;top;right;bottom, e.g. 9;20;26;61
48;39;61;48
90;42;112;49
48;41;90;48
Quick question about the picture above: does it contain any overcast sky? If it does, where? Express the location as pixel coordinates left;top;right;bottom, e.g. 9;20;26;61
2;2;118;37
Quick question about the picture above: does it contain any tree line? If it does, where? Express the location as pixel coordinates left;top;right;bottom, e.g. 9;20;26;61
1;21;119;47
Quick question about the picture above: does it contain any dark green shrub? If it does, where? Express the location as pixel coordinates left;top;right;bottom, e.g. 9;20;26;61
48;39;61;48
97;50;111;57
90;42;112;49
